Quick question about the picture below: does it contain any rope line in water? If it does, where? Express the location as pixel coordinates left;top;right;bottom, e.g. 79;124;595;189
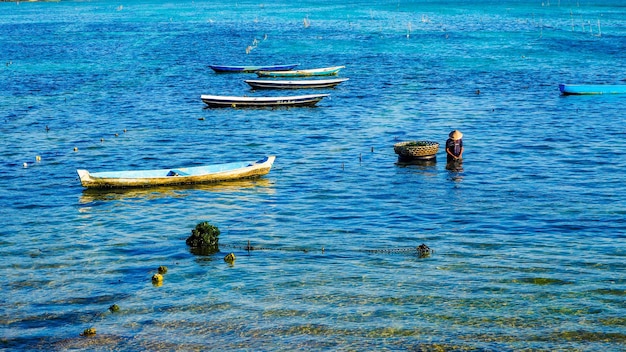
221;242;433;256
77;242;433;338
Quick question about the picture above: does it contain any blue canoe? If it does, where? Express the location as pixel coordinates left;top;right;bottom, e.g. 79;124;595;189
209;64;299;73
559;84;626;95
77;156;276;188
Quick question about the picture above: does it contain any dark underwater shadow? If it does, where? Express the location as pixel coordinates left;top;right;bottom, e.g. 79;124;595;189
394;156;438;170
446;160;465;182
78;177;274;204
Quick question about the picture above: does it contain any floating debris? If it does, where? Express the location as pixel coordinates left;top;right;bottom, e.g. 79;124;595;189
417;243;433;257
224;253;236;263
80;327;96;337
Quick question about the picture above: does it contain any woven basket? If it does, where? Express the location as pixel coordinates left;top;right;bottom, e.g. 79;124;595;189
394;140;440;157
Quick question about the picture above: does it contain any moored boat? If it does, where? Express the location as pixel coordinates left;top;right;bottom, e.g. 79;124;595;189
559;84;626;95
77;156;276;188
200;94;329;108
209;64;299;73
256;66;345;77
245;78;349;89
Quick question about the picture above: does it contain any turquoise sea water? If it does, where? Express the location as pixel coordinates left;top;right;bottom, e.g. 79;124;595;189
1;0;625;350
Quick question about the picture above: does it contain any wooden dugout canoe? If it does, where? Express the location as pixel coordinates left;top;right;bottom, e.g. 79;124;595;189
77;156;276;188
200;94;329;108
256;66;345;77
244;78;349;89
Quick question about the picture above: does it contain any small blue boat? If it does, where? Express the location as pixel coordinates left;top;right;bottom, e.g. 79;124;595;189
209;64;299;73
559;84;626;95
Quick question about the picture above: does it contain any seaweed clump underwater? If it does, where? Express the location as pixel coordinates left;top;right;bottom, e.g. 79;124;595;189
186;221;220;255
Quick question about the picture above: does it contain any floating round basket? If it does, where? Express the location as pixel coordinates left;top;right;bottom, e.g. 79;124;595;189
394;140;439;162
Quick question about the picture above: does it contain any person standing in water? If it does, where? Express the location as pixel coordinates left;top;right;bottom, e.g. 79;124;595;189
445;130;464;170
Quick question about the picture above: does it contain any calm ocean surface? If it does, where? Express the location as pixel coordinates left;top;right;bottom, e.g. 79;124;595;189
1;0;625;350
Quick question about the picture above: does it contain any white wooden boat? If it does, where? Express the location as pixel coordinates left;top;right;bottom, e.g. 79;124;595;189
245;78;349;89
256;66;345;77
77;156;275;188
200;94;329;108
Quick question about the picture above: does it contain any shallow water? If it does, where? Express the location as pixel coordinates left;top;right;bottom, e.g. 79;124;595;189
1;0;625;350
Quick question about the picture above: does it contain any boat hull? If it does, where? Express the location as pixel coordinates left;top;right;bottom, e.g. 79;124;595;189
77;156;276;188
559;84;626;95
245;78;348;89
256;66;345;78
200;94;329;108
209;64;299;73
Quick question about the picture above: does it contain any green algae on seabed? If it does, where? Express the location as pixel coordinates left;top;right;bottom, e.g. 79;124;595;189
80;327;96;337
548;330;626;343
514;277;572;285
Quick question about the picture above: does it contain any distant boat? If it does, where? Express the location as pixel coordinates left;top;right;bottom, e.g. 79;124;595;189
245;78;349;89
256;66;345;77
77;156;276;188
200;93;329;108
209;64;299;73
559;84;626;95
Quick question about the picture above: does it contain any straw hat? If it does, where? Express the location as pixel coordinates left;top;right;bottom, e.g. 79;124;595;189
449;130;463;140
